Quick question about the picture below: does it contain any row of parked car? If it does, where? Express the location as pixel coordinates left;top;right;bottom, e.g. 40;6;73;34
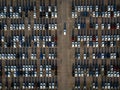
0;0;57;18
72;62;120;77
0;23;58;31
72;5;119;12
71;34;119;47
4;64;57;78
74;47;119;58
74;77;119;89
0;51;57;60
0;35;57;48
72;10;120;18
72;3;120;18
74;22;119;30
1;78;57;89
93;52;118;59
22;81;57;89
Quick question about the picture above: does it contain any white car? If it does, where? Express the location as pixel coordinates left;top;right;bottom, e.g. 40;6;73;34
7;72;11;77
116;23;119;29
74;42;77;47
45;36;49;41
37;42;39;47
54;6;57;11
48;6;51;12
22;54;25;59
101;53;104;59
78;24;80;29
108;24;111;29
51;24;54;30
114;11;117;17
117;11;120;17
49;54;52;59
87;41;89;47
80;6;83;11
96;36;98;41
87;36;89;41
51;12;54;18
36;24;39;30
77;6;80;12
54;24;57;29
10;6;13;12
96;42;98;47
28;24;31;30
75;6;77;11
95;71;99;77
77;36;80;41
77;54;80;59
4;24;7;31
34;6;36;11
13;42;16;48
72;12;74;18
39;6;42;12
95;6;98;11
46;12;48;18
93;53;95;59
10;24;13;30
19;7;21;12
111;5;114;11
15;13;19;18
22;36;25;42
51;42;55;47
77;42;80;47
48;36;51;41
117;35;120;41
83;36;86;41
105;35;108;41
40;24;42;30
108;5;111;11
93;42;96;47
89;6;92;11
48;24;51;30
107;35;111;41
95;24;98;30
33;12;36;18
13;13;16;18
54;12;57;18
92;11;95;17
110;41;113;47
80;36;84;41
4;6;7;12
43;42;45;47
84;54;86;59
117;72;119;77
87;6;90;11
72;42;74;47
1;36;4;42
64;28;66;35
21;24;25;30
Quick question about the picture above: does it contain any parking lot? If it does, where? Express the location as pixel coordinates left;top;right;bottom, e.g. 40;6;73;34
0;0;120;90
